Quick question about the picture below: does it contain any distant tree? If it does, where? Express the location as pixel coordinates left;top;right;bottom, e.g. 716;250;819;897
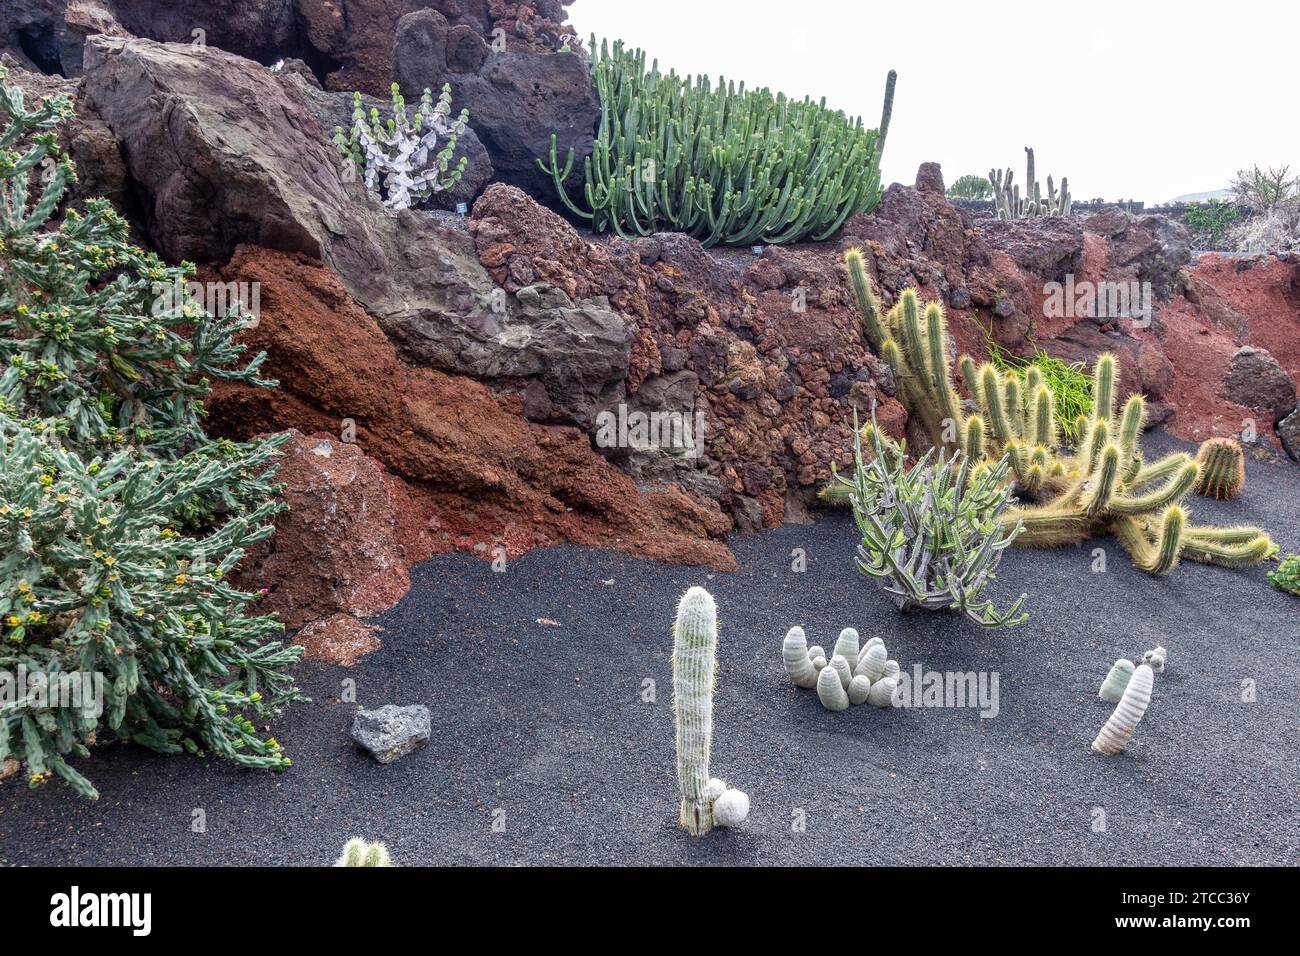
1230;164;1298;213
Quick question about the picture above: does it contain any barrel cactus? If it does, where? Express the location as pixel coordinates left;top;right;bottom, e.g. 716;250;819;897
672;587;749;835
1194;436;1246;500
786;630;901;712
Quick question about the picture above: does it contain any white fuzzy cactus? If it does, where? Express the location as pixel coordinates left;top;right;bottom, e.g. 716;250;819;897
1092;664;1154;756
672;587;749;834
1099;658;1135;703
786;629;900;714
1142;646;1167;673
335;838;394;867
334;83;470;211
782;627;818;688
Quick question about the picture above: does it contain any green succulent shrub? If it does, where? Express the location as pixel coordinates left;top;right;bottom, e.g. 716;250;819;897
538;37;896;247
1181;199;1242;248
0;66;303;798
989;147;1071;219
947;174;993;200
1269;555;1300;597
831;411;1029;628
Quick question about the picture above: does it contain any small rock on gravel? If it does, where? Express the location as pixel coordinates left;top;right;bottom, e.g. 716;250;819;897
350;704;431;764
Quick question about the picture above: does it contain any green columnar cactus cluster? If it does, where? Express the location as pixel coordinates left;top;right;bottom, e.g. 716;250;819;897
1194;436;1246;500
333;83;469;211
989;147;1071;219
842;251;1276;575
784;628;901;712
0;68;302;799
672;587;748;835
1269;554;1300;596
538;37;895;247
335;839;395;867
830;410;1029;628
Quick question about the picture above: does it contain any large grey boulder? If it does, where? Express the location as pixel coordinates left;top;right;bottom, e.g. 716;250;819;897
350;704;431;764
1277;407;1300;463
1223;346;1297;423
393;7;598;198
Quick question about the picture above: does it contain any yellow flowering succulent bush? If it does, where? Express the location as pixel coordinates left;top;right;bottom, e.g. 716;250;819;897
0;67;302;798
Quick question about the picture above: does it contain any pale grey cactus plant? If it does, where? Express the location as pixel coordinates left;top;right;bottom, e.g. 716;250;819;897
672;587;749;835
335;838;394;867
1099;658;1135;703
786;630;901;712
334;83;470;211
1092;664;1154;756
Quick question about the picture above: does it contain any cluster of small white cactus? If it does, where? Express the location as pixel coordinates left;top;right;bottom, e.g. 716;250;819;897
334;83;470;211
672;587;750;835
783;626;900;712
1092;646;1167;755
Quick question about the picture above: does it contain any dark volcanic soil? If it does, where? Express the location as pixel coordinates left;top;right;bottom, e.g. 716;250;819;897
1;434;1297;866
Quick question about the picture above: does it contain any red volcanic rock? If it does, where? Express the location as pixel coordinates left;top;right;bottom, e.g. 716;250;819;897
232;429;434;630
205;246;737;590
294;613;383;667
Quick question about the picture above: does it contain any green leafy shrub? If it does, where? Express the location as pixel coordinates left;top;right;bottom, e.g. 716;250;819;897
1181;199;1242;248
831;413;1028;628
947;174;993;200
538;37;895;247
0;66;302;798
1269;555;1300;597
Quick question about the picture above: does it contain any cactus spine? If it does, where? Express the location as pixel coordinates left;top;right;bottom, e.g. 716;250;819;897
1194;437;1246;500
672;587;748;834
1092;664;1154;756
838;256;1276;575
335;838;394;867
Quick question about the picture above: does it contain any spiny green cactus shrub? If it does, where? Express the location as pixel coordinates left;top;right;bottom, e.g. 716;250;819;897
672;586;748;835
989;147;1071;219
335;838;395;867
841;250;1275;575
538;37;895;247
0;67;302;799
333;83;469;211
1268;554;1300;597
946;174;993;200
1193;436;1245;500
830;412;1029;628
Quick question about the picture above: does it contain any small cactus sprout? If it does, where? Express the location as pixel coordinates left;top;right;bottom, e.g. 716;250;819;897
712;787;751;828
867;676;898;708
1142;646;1168;673
782;627;818;688
829;654;853;690
335;838;394;867
1194;437;1246;500
1099;658;1135;703
848;675;873;706
812;655;827;671
864;636;884;653
1092;664;1154;756
856;642;888;683
807;645;826;663
885;659;900;680
817;663;850;711
833;628;861;671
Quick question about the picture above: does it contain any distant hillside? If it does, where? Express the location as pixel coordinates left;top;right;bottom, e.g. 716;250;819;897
1165;188;1234;204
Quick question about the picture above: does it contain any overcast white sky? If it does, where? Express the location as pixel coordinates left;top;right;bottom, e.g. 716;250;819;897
568;0;1298;204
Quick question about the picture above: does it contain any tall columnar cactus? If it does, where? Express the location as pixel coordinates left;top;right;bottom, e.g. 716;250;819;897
672;587;748;835
538;37;895;247
1092;664;1154;756
989;147;1072;219
335;838;394;867
1194;436;1246;500
839;252;1275;575
334;83;469;211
